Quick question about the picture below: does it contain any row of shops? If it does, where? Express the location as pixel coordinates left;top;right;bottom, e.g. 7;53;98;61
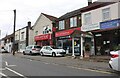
34;18;120;57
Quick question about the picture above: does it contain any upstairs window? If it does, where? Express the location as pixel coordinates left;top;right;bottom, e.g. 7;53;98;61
102;8;110;21
21;32;24;40
70;17;77;27
59;20;65;30
35;31;38;35
84;13;91;25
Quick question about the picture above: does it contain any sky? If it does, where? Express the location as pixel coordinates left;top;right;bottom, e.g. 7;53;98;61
0;0;97;39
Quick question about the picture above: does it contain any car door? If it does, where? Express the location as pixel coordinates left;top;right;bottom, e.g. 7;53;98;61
41;46;47;55
46;46;53;55
28;46;33;54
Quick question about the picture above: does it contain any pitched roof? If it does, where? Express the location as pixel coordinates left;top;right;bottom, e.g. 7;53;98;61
41;13;58;21
59;9;81;20
59;1;115;20
2;33;14;40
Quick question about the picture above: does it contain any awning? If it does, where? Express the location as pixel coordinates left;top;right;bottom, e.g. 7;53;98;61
35;34;52;41
55;27;81;37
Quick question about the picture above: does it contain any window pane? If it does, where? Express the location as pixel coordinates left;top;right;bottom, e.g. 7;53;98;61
59;20;65;30
74;17;77;27
84;13;91;25
102;8;110;21
70;18;73;27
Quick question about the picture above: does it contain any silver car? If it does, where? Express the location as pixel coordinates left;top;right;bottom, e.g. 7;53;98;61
23;45;41;55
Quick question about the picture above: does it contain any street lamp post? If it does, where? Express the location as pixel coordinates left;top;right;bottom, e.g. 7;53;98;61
13;9;16;55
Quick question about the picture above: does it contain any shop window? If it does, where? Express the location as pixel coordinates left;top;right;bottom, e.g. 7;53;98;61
84;13;91;25
59;20;65;30
70;17;77;27
102;8;110;21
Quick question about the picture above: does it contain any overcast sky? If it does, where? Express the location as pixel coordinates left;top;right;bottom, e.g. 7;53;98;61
0;0;97;39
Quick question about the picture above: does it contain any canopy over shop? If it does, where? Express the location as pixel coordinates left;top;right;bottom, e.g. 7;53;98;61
34;34;53;46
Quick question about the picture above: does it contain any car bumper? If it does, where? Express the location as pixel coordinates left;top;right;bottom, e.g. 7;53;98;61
109;59;119;71
32;51;40;54
56;52;66;56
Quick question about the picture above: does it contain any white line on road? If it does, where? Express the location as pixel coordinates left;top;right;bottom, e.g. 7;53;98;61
5;67;26;78
0;72;10;78
0;72;7;76
5;61;16;67
5;61;8;66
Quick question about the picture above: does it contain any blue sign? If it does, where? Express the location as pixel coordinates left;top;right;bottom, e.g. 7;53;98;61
100;18;120;29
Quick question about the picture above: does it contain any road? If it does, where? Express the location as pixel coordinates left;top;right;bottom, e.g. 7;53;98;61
0;53;119;78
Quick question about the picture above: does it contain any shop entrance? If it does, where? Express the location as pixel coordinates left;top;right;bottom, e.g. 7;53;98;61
94;29;120;55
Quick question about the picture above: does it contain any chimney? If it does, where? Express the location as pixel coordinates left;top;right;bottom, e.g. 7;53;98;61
88;0;92;5
28;21;31;27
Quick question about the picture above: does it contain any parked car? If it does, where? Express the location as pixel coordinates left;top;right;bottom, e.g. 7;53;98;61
0;47;8;53
23;45;41;55
109;48;120;71
40;46;66;57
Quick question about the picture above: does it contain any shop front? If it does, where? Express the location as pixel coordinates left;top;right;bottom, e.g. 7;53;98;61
81;23;100;57
55;27;81;56
34;34;53;47
93;18;120;55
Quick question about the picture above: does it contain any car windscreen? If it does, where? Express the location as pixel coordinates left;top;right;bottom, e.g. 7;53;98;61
34;46;41;48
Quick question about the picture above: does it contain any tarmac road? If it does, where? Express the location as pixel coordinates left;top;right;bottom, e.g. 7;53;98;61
0;53;119;78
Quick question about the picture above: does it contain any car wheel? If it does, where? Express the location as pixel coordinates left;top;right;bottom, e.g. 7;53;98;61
40;52;44;56
52;52;56;57
30;51;32;55
23;51;26;55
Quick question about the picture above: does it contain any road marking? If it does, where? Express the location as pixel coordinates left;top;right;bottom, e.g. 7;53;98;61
5;61;8;66
67;66;113;74
5;67;26;78
0;72;9;78
5;61;16;67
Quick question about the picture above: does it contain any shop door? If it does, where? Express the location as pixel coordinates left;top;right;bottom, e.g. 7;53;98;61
74;38;80;55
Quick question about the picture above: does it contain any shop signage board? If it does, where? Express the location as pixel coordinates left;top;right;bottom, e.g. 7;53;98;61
34;34;51;41
55;27;80;37
81;23;100;31
100;19;120;29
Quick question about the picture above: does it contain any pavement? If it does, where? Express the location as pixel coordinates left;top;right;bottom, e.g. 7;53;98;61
13;52;116;73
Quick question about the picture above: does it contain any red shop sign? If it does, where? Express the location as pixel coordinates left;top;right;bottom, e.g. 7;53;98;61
55;27;81;37
35;34;51;41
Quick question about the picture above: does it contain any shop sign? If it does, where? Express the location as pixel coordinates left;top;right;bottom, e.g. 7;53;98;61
81;23;100;31
55;27;81;37
100;19;120;29
35;34;51;41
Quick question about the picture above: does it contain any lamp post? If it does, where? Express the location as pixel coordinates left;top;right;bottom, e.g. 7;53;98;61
13;9;16;55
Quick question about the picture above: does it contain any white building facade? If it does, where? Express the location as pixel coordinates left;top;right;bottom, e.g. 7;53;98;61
81;2;120;56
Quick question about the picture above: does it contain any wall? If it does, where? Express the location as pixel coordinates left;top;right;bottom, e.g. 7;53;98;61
29;28;34;45
33;14;53;43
